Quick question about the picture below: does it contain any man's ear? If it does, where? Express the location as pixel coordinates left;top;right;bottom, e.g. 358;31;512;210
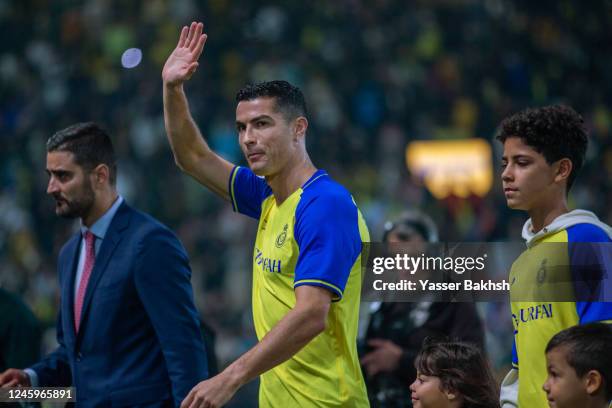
92;164;110;186
554;158;573;184
584;369;603;395
294;117;308;142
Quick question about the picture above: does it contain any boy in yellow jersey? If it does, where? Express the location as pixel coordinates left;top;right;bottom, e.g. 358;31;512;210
162;22;370;407
496;105;612;407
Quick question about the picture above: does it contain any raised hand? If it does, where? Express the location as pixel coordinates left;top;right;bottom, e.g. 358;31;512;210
162;21;207;87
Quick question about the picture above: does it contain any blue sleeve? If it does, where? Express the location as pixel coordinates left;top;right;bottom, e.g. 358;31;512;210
567;224;612;322
293;191;362;301
134;226;208;406
511;337;518;369
228;166;272;220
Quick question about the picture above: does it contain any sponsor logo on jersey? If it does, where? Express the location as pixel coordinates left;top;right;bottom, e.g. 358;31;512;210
254;247;282;273
512;303;553;326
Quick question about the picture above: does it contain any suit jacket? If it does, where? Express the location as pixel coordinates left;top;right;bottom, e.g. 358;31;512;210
30;202;208;407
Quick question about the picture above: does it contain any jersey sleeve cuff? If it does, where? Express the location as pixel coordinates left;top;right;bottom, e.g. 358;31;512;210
294;279;343;302
228;165;239;212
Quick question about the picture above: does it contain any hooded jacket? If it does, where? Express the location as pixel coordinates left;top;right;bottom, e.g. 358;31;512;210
501;209;612;408
521;209;612;247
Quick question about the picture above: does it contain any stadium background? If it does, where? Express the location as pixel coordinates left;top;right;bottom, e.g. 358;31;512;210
1;0;611;406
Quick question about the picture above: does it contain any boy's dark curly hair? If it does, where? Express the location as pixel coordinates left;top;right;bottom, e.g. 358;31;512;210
496;105;588;192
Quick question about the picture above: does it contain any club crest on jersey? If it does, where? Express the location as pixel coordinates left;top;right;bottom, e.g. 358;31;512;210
275;224;288;248
537;259;547;284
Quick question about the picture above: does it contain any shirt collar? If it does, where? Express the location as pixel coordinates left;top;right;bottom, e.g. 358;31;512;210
301;169;328;190
81;196;124;240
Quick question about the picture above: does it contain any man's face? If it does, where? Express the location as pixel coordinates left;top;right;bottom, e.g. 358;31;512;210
501;137;558;211
46;151;95;219
387;228;426;252
542;347;588;408
387;229;427;280
236;97;297;176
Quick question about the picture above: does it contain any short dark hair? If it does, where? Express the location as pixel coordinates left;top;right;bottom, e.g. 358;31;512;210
383;210;439;243
496;105;587;192
415;339;499;408
546;323;612;400
47;122;117;185
236;80;308;121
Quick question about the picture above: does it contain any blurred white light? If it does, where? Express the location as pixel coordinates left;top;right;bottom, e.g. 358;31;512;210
121;48;142;69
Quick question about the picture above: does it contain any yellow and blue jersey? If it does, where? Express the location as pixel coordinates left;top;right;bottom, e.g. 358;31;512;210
229;166;370;407
510;223;612;407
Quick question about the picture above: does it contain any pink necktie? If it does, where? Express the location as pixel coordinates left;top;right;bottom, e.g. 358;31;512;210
74;231;95;333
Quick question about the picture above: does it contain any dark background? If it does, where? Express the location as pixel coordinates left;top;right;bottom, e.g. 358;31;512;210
1;1;610;405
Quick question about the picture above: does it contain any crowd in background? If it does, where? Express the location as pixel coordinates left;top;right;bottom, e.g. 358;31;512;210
1;0;611;405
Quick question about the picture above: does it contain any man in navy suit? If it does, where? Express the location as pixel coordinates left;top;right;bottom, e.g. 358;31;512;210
0;122;208;407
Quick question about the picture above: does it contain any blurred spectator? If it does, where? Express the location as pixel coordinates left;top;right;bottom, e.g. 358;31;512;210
360;211;485;407
1;3;611;405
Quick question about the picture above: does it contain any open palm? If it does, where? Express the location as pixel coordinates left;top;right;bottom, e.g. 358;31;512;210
162;21;207;86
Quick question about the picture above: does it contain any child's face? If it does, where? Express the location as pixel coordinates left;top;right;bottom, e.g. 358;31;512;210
410;373;454;408
543;347;588;408
501;137;558;211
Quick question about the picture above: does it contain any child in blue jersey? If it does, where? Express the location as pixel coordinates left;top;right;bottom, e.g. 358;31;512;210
497;105;612;407
410;340;498;408
543;323;612;408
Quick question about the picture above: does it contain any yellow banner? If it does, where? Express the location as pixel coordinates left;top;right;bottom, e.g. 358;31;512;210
405;139;493;199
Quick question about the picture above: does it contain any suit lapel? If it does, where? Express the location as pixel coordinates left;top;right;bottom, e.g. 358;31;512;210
76;202;131;342
62;234;81;341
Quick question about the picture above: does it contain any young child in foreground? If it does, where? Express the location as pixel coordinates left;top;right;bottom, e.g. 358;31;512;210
409;340;498;408
543;322;612;408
